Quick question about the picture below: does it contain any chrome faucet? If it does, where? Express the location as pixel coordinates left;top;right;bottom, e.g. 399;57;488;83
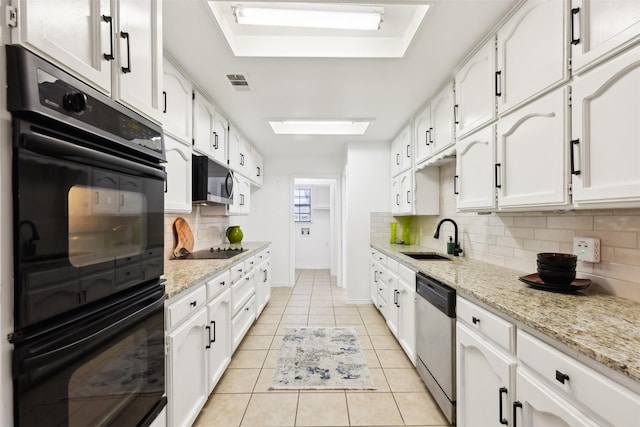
433;218;463;256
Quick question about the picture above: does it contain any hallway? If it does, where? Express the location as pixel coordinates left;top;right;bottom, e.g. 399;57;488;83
193;269;449;427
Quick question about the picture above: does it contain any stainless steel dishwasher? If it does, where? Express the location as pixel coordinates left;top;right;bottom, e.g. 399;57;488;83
415;272;456;425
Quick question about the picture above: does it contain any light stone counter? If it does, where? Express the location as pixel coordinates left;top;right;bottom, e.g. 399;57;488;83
371;241;640;388
162;242;271;298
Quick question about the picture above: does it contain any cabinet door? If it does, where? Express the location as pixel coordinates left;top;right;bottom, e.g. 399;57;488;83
455;38;497;137
116;0;163;123
497;88;569;209
390;133;402;176
11;0;113;94
414;104;432;165
206;290;231;394
397;279;416;364
385;270;399;338
456;323;516;427
390;175;401;214
167;309;208;427
398;125;413;172
162;59;193;143
571;0;640;74
164;134;192;213
430;82;455;155
514;369;600;427
456;125;497;211
192;91;216;157
497;0;568;115
400;170;413;214
228;174;251;215
571;44;640;206
256;260;271;315
251;146;264;186
370;255;380;305
211;110;228;166
228;127;250;174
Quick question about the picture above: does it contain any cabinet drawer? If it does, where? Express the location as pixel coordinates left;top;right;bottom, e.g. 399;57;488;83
386;258;399;273
457;296;515;353
229;260;246;284
167;285;207;330
206;270;230;301
517;330;640;427
231;271;255;316
398;263;415;285
231;295;256;351
244;256;256;272
374;251;387;267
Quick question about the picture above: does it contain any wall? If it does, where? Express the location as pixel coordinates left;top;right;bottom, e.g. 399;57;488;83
345;141;391;302
294;185;331;269
373;161;640;302
232;153;345;286
164;209;230;259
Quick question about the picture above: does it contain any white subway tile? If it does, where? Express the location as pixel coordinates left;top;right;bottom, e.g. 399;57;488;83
547;216;593;230
533;228;575;242
514;217;547;228
594;216;640;232
523;239;560;253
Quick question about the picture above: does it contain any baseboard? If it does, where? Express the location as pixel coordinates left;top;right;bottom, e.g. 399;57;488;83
346;298;373;304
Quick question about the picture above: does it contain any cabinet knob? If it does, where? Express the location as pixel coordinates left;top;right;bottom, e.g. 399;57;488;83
190;301;197;307
472;316;480;325
555;370;570;384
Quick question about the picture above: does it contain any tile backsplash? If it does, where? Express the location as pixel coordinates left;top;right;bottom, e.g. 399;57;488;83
373;161;640;302
164;207;229;260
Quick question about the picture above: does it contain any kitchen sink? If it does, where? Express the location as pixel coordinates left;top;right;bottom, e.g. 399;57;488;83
401;252;451;261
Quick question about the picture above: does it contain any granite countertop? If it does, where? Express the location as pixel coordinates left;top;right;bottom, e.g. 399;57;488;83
163;242;271;298
371;241;640;388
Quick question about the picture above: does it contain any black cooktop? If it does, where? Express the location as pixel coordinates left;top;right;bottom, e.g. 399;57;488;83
177;247;246;260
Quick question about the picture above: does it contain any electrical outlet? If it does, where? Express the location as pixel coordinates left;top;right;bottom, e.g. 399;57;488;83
573;237;600;263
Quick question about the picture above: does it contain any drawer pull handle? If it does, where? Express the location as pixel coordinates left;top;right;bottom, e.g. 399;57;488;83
205;325;212;349
220;281;225;287
472;316;480;325
513;401;522;427
190;301;197;307
498;387;508;425
555;370;570;384
245;306;250;311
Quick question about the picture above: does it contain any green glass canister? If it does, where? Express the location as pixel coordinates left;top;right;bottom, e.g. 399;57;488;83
226;225;243;243
390;222;397;244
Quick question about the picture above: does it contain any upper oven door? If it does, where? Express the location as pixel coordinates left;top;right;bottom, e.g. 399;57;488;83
13;119;166;331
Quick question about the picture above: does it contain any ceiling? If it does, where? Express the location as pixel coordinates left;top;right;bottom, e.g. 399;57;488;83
163;0;518;158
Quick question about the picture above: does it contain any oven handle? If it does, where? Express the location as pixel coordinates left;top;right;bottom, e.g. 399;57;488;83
20;291;164;375
19;128;166;181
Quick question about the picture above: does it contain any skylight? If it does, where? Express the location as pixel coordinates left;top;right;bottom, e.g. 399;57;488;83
269;120;370;135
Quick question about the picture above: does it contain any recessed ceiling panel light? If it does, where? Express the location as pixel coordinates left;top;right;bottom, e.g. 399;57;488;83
232;4;384;31
269;120;370;135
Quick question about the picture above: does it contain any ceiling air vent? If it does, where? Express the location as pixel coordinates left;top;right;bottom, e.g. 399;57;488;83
226;74;250;91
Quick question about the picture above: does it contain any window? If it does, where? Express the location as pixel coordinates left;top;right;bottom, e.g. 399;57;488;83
294;188;311;222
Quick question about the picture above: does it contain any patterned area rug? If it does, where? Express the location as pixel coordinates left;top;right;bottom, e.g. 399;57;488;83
270;327;376;390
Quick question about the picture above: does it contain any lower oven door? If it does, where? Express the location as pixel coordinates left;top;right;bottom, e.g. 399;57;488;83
13;284;166;427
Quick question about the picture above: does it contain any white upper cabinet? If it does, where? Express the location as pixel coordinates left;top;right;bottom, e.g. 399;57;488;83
163;59;193;143
496;0;568;116
250;146;264;187
571;44;640;207
227;173;251;215
414;104;432;165
115;0;163;123
496;87;570;210
193;91;227;166
390;125;413;176
455;38;497;138
228;126;252;176
430;81;456;156
571;0;640;75
164;134;192;213
10;0;113;94
455;125;497;211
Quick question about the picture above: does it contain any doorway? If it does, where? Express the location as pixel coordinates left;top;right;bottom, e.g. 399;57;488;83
290;177;342;288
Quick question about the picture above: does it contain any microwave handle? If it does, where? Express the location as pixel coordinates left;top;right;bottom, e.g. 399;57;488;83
225;171;234;198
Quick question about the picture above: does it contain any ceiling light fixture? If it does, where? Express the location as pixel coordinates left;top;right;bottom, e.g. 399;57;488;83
269;120;370;135
232;4;384;31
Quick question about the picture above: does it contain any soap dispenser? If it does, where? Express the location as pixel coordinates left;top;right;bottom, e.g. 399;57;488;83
447;236;454;255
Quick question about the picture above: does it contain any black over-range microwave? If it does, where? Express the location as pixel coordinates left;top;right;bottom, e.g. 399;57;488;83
192;154;234;205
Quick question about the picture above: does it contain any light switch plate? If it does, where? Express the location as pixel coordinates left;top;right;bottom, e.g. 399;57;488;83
573;237;600;263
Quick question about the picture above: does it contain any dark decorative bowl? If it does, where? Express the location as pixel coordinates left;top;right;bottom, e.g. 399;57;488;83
536;260;576;272
536;253;577;268
536;267;576;285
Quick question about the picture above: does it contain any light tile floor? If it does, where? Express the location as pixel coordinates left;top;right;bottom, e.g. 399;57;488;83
193;269;450;427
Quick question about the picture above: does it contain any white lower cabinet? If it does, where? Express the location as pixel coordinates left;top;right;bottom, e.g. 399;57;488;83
205;290;231;394
167;307;208;427
231;295;256;352
396;266;416;364
456;322;516;427
256;257;272;316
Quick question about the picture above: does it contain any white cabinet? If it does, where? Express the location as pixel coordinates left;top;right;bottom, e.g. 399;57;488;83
167;307;208;427
231;295;256;352
206;290;231;394
9;0;112;94
496;0;568;115
390;124;413;176
396;265;416;364
414;104;432;164
227;173;251;215
391;170;412;215
454;38;497;138
9;0;163;122
456;322;516;427
429;81;456;157
193;91;227;166
455;125;497;211
370;251;380;306
115;0;163;123
385;267;400;336
163;59;193;143
256;255;271;316
571;0;640;75
496;88;570;210
228;126;252;175
164;134;192;213
571;44;640;207
250;146;264;186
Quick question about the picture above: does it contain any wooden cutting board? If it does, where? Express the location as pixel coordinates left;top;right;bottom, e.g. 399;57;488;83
172;217;194;258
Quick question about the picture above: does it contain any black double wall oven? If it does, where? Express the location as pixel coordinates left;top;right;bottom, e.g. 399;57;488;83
7;46;167;427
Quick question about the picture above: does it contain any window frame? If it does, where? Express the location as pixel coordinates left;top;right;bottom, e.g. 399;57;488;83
294;187;312;222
